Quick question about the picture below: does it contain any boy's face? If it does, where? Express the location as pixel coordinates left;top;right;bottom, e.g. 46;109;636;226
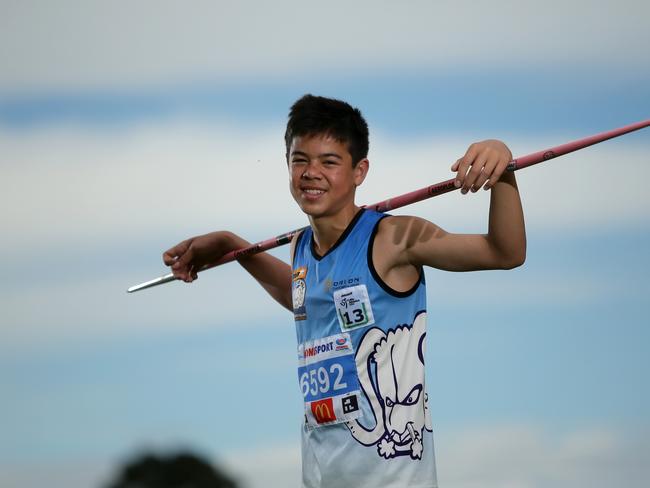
288;134;368;219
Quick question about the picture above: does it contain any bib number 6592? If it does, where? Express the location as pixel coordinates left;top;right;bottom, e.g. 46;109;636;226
300;363;347;398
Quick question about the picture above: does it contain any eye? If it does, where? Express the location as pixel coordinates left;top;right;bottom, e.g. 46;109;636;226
385;397;394;408
403;385;422;406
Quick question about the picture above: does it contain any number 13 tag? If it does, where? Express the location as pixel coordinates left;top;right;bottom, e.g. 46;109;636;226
333;284;375;332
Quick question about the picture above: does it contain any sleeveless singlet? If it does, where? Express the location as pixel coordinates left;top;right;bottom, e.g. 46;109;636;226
292;208;438;488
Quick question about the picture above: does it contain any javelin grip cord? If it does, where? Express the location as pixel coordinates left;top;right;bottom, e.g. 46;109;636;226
127;119;649;293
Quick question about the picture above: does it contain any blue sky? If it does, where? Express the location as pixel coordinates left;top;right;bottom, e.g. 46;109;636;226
2;70;648;135
1;1;649;487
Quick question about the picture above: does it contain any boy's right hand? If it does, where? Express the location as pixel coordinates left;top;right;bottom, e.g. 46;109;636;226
163;231;234;283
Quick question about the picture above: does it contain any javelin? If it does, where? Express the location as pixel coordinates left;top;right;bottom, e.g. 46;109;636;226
128;119;650;293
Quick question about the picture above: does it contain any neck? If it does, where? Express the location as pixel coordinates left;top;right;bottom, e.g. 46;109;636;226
309;204;361;256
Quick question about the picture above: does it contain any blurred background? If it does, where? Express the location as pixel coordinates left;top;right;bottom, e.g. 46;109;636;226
1;1;649;486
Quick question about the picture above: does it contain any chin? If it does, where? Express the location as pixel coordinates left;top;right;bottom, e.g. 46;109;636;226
299;204;331;219
301;207;325;218
295;198;323;214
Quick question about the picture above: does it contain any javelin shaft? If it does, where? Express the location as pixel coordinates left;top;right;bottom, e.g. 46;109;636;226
127;119;649;293
507;119;650;171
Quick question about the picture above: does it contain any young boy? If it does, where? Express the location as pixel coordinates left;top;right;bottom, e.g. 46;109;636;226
163;95;526;488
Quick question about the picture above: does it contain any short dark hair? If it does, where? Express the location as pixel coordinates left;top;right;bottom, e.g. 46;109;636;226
285;94;369;166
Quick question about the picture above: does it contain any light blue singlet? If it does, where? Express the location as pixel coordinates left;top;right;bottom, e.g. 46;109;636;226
292;208;438;488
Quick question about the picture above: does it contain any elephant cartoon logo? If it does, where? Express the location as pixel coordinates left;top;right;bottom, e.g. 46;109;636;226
346;311;432;459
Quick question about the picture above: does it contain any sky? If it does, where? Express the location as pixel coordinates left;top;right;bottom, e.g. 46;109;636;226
1;1;649;487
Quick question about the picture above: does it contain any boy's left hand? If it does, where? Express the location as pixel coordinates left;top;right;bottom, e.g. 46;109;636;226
451;139;513;194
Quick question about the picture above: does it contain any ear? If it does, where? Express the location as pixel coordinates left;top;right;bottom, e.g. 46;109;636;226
353;158;370;187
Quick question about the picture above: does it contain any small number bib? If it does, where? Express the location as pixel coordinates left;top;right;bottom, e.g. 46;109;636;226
297;333;362;428
333;284;375;332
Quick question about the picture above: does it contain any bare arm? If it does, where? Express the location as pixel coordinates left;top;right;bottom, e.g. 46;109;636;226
405;173;525;271
163;231;293;311
374;140;526;287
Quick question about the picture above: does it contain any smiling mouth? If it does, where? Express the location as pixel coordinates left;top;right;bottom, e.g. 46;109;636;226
301;188;326;197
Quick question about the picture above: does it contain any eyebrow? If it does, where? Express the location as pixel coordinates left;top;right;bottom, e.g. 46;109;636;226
291;150;343;159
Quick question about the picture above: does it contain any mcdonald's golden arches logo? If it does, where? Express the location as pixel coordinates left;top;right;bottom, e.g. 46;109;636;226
311;398;336;423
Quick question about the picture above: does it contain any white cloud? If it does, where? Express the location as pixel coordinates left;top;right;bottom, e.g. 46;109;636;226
1;0;648;92
2;122;648;256
0;121;300;255
436;424;650;488
368;131;650;234
0;254;291;354
223;443;302;488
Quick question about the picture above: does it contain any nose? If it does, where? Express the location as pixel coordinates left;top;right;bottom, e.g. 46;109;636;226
301;161;321;179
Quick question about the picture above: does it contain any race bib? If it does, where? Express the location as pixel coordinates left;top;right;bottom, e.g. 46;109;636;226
298;333;362;428
333;284;375;332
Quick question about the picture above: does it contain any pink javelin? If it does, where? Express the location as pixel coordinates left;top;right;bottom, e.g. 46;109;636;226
127;119;650;293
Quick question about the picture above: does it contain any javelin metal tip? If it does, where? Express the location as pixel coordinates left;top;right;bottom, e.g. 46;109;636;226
127;273;176;293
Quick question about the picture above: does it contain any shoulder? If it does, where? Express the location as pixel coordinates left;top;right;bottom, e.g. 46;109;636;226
374;215;443;257
372;215;440;267
370;215;428;292
289;229;306;266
